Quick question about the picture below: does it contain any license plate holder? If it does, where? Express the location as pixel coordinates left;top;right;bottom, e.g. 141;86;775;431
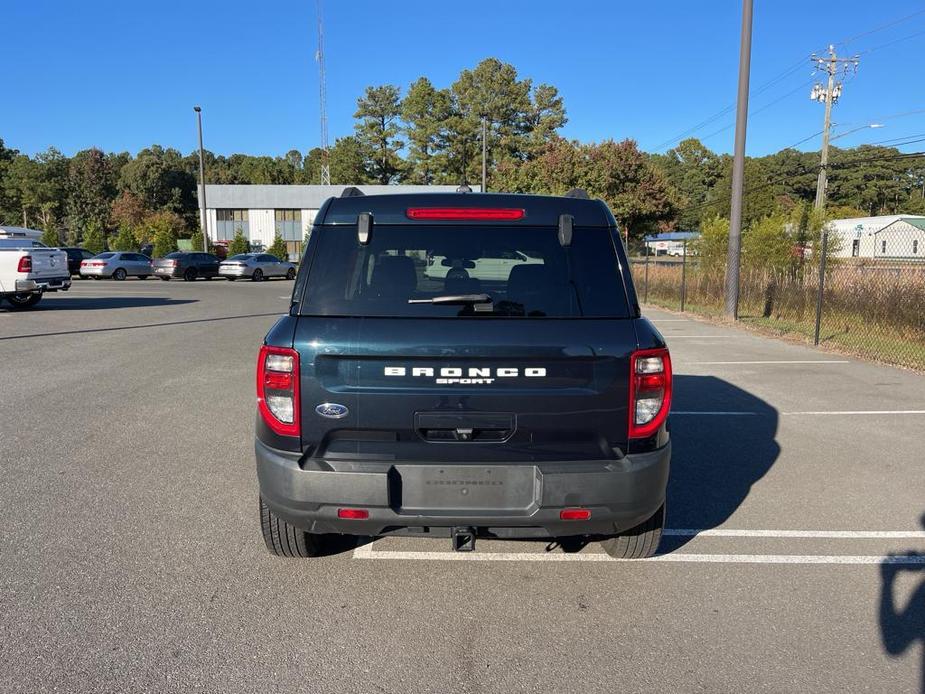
396;465;538;513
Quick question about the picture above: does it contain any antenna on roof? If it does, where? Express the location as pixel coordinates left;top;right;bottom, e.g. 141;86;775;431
340;186;365;198
564;188;590;200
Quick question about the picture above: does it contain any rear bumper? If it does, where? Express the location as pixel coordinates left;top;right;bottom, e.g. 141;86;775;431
153;267;182;277
16;276;71;292
79;267;110;277
256;440;670;538
219;266;249;277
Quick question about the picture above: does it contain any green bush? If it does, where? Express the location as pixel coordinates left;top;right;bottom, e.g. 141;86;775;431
268;234;289;261
41;223;60;248
111;226;137;251
152;225;178;258
228;228;249;256
83;222;107;255
189;230;205;253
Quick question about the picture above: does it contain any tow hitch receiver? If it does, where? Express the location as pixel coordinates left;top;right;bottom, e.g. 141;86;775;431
452;527;476;552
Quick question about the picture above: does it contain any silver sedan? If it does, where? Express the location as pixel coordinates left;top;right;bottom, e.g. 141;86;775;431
79;252;153;280
218;253;296;281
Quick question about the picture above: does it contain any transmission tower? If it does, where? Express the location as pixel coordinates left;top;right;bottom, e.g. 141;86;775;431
316;0;330;185
810;46;860;209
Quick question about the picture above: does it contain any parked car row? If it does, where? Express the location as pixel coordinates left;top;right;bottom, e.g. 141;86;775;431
68;250;297;282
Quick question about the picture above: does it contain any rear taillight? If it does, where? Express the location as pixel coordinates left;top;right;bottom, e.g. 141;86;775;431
628;347;672;439
17;256;32;273
257;345;300;437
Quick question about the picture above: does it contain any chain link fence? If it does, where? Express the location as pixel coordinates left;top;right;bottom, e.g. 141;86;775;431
631;222;925;370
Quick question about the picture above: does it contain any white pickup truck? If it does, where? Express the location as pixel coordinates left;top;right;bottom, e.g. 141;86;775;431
0;239;71;309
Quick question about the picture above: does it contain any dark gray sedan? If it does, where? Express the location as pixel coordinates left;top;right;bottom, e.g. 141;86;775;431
218;253;296;281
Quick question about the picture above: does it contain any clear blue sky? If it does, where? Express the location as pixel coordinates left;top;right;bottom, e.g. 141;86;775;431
6;0;925;159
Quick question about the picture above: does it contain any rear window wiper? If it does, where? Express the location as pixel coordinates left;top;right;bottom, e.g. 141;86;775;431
408;293;493;306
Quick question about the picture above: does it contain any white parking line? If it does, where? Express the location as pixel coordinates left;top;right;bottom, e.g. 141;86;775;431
664;335;736;338
664;528;925;539
353;545;925;565
686;360;851;365
650;319;691;322
783;410;925;416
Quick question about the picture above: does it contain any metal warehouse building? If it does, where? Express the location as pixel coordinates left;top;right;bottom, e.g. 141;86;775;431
825;214;925;258
198;184;471;260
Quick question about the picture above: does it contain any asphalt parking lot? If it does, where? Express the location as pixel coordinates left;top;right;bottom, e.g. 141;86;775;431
2;278;924;693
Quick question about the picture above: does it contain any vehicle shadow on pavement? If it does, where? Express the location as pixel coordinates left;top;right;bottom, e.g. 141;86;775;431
663;374;780;551
23;296;198;311
879;514;925;693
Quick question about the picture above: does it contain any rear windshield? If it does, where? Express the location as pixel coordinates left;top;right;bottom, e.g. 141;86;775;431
164;252;184;259
299;225;630;318
95;253;115;259
228;254;251;260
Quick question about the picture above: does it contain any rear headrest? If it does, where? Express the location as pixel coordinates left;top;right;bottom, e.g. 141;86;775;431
507;264;553;296
370;255;416;297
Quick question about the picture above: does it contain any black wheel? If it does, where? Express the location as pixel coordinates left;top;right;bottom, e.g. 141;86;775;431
112;268;127;281
252;269;264;282
159;276;170;281
286;267;296;280
6;293;42;310
137;275;149;280
227;277;237;282
599;503;665;559
183;267;197;282
260;496;324;558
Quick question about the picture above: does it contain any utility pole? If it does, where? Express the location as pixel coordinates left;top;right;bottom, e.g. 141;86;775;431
481;117;488;192
193;106;209;252
724;0;753;320
316;0;330;185
811;46;859;210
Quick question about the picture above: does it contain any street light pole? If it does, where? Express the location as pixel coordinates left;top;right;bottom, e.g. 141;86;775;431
724;0;753;321
194;106;209;252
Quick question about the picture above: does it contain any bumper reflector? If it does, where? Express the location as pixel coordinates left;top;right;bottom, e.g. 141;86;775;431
337;508;369;520
560;508;592;521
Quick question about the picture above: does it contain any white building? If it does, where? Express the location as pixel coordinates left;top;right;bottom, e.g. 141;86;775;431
825;214;925;258
869;217;925;259
199;184;471;260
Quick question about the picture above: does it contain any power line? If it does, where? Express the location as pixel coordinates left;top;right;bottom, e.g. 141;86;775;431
654;8;925;153
699;79;816;143
859;26;925;56
834;8;925;47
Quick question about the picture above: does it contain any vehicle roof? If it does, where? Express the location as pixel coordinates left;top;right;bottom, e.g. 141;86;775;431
318;192;616;227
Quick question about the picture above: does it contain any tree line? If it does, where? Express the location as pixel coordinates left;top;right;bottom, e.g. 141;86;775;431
2;57;923;252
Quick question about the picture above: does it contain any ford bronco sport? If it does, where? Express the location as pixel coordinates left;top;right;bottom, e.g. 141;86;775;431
256;189;671;558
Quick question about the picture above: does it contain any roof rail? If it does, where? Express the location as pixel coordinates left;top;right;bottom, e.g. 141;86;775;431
340;186;365;198
564;188;590;200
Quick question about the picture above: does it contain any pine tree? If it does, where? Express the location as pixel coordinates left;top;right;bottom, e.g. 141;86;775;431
268;234;288;261
228;228;249;256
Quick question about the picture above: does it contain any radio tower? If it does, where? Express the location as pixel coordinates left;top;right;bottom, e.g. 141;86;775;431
315;0;330;185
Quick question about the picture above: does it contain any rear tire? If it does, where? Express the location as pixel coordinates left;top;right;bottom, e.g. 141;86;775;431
112;268;127;281
183;268;197;282
599;503;664;559
227;277;236;282
252;269;264;282
260;496;324;558
159;276;170;281
6;293;42;310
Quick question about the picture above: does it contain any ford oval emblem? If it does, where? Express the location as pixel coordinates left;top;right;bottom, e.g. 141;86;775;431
315;403;349;419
